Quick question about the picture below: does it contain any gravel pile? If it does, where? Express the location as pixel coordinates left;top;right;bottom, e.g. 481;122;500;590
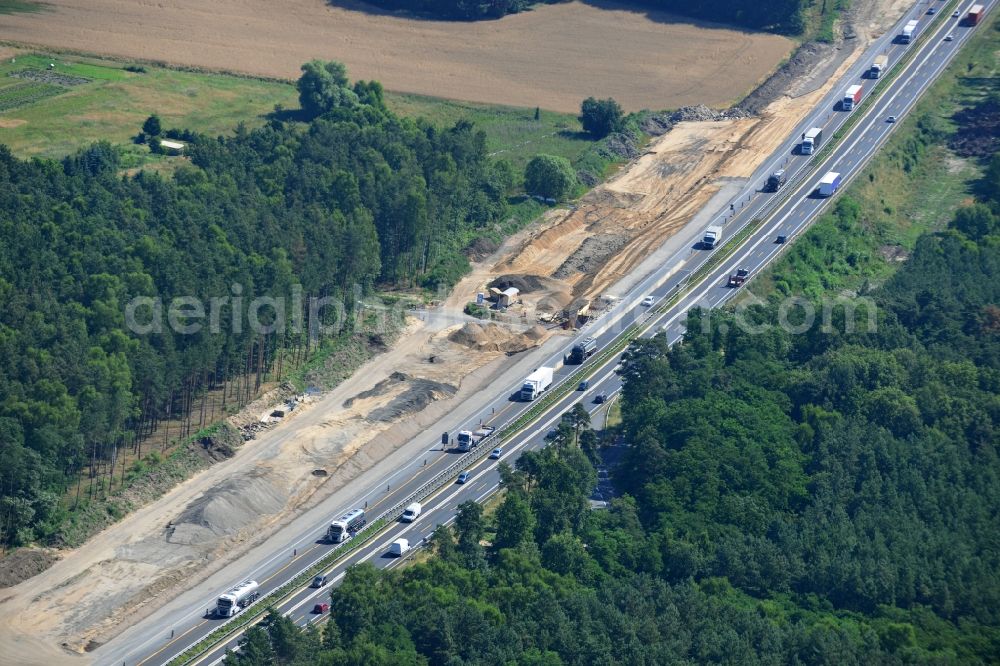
488;274;546;294
554;233;631;279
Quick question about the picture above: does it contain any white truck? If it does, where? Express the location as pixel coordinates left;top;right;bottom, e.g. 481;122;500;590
870;54;888;78
801;127;822;155
702;225;722;249
520;367;554;401
900;19;918;44
389;538;410;556
817;172;842;198
215;580;260;617
327;508;366;543
456;426;496;452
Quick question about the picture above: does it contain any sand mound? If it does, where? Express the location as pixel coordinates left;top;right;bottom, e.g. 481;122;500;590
366;379;457;422
169;474;286;545
523;324;547;340
448;322;548;354
535;291;574;312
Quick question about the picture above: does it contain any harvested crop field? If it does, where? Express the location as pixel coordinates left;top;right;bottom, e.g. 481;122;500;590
0;0;793;112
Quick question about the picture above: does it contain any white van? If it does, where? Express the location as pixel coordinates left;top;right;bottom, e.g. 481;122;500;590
401;502;422;522
389;538;410;557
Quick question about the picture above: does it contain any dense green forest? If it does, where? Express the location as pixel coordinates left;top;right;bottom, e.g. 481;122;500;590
0;67;512;547
223;153;1000;664
362;0;806;33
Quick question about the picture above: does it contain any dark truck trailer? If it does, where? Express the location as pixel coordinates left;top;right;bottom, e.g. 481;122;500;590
566;337;597;364
764;170;786;192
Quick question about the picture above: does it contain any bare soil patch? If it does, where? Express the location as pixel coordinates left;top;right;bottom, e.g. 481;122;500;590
0;0;792;112
0;549;58;589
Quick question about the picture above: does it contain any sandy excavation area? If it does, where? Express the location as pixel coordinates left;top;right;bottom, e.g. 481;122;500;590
0;0;917;660
450;0;913;321
0;0;793;112
0;316;554;662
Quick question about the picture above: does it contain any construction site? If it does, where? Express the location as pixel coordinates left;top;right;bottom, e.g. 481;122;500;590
0;0;914;662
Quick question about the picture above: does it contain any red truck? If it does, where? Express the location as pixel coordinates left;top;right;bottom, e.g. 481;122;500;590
967;4;985;25
843;84;863;111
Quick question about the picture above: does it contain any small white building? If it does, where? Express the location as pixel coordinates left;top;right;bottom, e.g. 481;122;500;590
159;139;186;154
498;287;520;308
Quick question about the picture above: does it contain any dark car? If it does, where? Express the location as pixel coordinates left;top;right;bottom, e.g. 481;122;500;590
776;234;787;244
313;603;330;614
578;379;589;391
594;393;607;404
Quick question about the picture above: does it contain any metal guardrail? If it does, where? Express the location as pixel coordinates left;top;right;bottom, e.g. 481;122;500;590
677;0;960;297
169;7;969;663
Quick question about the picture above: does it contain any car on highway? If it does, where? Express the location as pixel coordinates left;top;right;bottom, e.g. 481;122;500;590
311;574;328;588
886;115;896;123
313;603;330;614
641;295;655;306
456;471;471;484
927;6;936;14
776;234;787;244
952;10;960;17
401;502;422;522
578;379;589;391
594;393;607;404
490;447;503;459
944;34;954;41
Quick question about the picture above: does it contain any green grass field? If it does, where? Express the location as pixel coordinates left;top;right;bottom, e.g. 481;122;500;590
386;93;590;172
757;12;998;300
0;51;593;175
0;53;299;161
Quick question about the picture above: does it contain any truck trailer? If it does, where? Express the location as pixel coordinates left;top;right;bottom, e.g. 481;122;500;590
456;426;495;452
967;4;985;24
765;170;786;192
702;225;722;249
843;84;863;111
817;172;842;198
566;337;597;364
801;127;822;155
870;54;889;78
327;508;366;543
216;580;260;617
521;367;554;401
900;19;918;43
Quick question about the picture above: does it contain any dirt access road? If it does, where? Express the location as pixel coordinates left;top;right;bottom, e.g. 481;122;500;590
0;0;792;112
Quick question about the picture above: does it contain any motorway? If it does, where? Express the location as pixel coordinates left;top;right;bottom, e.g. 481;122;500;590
102;2;993;664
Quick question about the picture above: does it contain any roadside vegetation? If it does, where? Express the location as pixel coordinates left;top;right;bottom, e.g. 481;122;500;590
220;14;1000;666
225;179;1000;661
0;50;649;553
759;13;999;300
0;61;515;548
